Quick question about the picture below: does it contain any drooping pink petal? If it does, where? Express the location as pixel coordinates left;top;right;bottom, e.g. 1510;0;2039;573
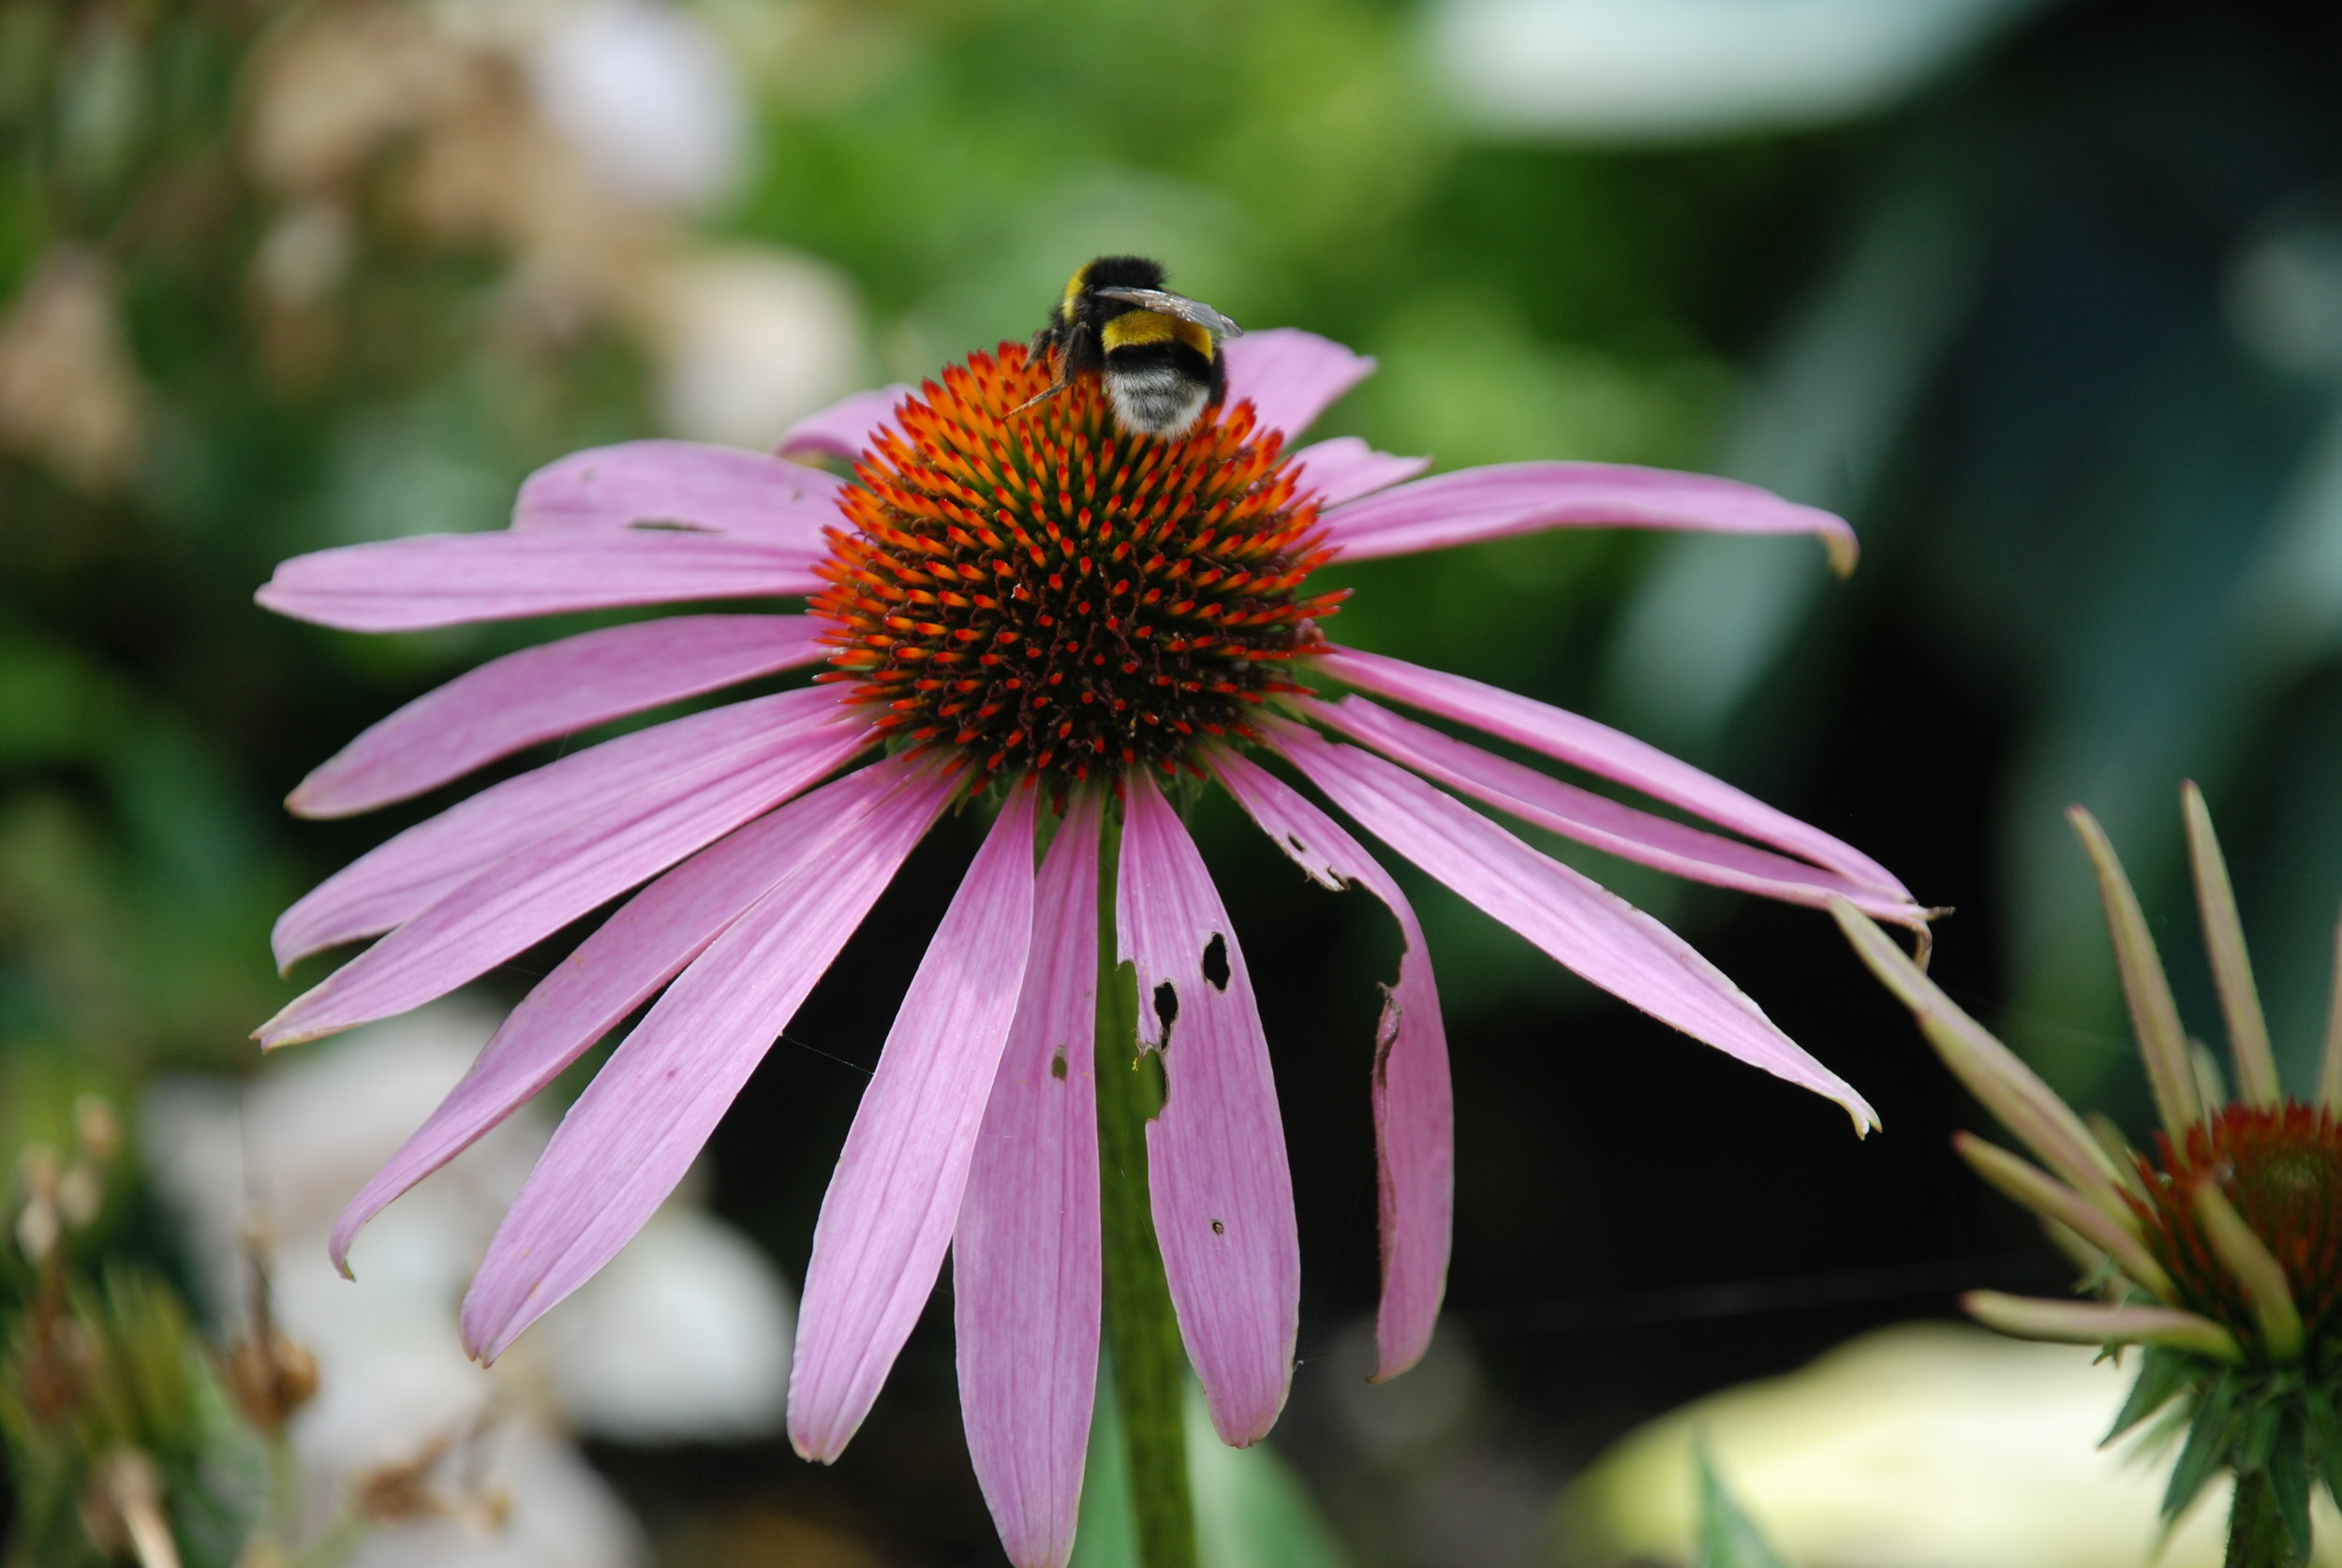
1311;646;1910;900
511;439;846;549
775;384;915;464
1322;462;1859;576
260;703;874;1045
328;758;916;1275
289;615;829;819
1268;720;1876;1130
1116;774;1298;1447
272;688;852;969
460;764;957;1362
1288;436;1430;510
954;792;1104;1568
256;530;823;632
790;792;1040;1462
1310;695;1932;928
1220;328;1374;444
1213;753;1450;1383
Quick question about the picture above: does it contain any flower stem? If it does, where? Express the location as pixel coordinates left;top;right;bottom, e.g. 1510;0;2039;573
2226;1469;2306;1568
1094;819;1198;1568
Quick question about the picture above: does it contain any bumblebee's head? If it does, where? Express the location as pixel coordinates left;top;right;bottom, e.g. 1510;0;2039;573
1061;256;1169;323
1042;257;1238;438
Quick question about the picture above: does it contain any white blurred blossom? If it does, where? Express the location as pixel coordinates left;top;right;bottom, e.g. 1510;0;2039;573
1426;0;2055;142
540;1203;793;1444
644;246;867;447
527;0;750;212
142;1002;797;1568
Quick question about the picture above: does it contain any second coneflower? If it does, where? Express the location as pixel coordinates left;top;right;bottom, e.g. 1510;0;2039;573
259;321;1927;1566
1838;785;2342;1568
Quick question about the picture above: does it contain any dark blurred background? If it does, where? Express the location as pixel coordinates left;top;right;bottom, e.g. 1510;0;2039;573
6;0;2342;1563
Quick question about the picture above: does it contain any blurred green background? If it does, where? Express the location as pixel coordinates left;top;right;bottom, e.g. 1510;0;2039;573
6;0;2342;1563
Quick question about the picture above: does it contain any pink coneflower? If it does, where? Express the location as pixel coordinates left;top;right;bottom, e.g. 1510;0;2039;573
258;327;1927;1566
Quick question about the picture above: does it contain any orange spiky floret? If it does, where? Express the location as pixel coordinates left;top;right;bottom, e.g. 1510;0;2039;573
808;344;1343;788
2128;1102;2342;1356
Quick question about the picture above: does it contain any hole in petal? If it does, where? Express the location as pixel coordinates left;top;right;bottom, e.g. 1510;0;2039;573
1202;932;1230;991
1050;1047;1069;1081
1152;981;1180;1038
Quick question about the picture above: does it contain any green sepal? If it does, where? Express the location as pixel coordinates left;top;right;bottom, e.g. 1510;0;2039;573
2106;1347;2194;1444
2265;1418;2313;1561
2164;1373;2239;1520
2238;1397;2280;1474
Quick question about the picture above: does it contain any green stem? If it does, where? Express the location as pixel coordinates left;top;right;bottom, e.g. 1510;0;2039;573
1094;817;1197;1568
2226;1470;2305;1568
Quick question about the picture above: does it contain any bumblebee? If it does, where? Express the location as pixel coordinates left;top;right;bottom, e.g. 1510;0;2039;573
1027;256;1242;438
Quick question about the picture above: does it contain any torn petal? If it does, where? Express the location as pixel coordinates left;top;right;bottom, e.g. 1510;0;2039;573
1215;750;1450;1383
1117;773;1298;1446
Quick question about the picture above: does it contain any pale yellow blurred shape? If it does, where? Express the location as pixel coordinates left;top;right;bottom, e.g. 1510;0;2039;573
1556;1322;2342;1568
0;246;146;494
244;2;482;193
238;0;860;412
642;246;867;448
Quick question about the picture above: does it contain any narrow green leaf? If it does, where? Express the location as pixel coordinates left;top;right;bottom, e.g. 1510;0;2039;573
1184;1383;1354;1568
2105;1348;2193;1444
2181;782;2279;1105
1962;1291;2241;1360
1074;1356;1140;1568
2164;1375;2239;1520
2321;904;2342;1114
1955;1133;2172;1296
2189;1041;2227;1117
1694;1443;1796;1568
1073;1372;1356;1568
2069;806;2201;1141
1831;898;2129;1216
2086;1112;2149;1197
2195;1184;2305;1362
2239;1398;2280;1472
2267;1421;2313;1560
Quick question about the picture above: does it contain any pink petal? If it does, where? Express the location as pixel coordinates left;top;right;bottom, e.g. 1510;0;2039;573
328;758;916;1275
1322;462;1859;575
1311;695;1931;927
289;615;829;819
260;701;874;1045
790;792;1040;1462
1288;436;1430;510
775;384;914;464
1116;774;1298;1447
256;530;823;632
1220;328;1374;443
512;439;845;548
1267;720;1876;1130
954;792;1104;1568
1213;753;1451;1383
1311;646;1910;900
460;764;957;1362
272;688;853;969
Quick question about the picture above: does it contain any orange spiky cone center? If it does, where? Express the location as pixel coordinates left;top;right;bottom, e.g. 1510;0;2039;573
2129;1102;2342;1354
808;345;1342;788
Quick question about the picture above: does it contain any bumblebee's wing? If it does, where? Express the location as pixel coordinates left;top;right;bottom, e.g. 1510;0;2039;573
1090;288;1244;338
